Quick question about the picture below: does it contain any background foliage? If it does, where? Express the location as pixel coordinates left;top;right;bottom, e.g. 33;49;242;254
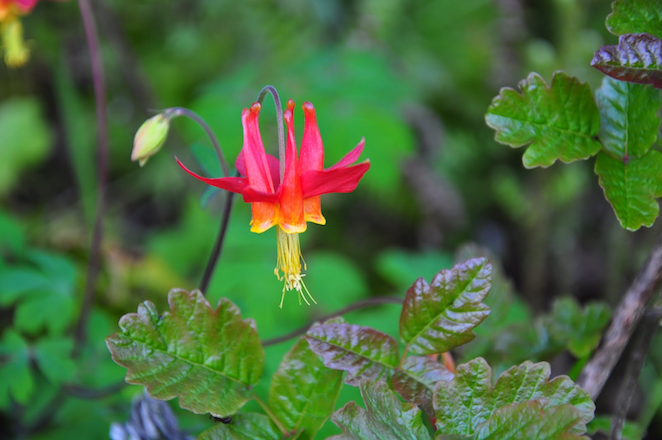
2;0;662;438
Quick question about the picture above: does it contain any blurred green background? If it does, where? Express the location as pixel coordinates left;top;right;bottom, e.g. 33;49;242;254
1;0;661;438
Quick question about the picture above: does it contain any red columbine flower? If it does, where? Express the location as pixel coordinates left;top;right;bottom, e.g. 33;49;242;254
0;0;38;67
178;99;370;307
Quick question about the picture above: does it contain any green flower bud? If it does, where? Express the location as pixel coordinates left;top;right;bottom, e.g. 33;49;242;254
131;113;170;167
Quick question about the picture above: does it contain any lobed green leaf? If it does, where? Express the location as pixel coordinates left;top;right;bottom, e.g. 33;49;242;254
606;0;662;38
399;258;491;356
392;356;454;416
106;289;264;418
330;380;430;440
269;337;344;439
306;323;399;386
592;33;662;89
198;413;280;440
433;358;594;437
595;150;662;231
0;330;34;407
473;401;589;440
485;72;601;168
595;76;662;158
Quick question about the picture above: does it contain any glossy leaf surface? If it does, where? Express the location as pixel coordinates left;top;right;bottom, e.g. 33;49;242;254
392;356;454;416
433;358;594;436
306;323;399;386
606;0;662;38
485;72;601;168
106;289;264;417
595;150;662;231
330;380;430;440
592;33;662;88
400;258;491;355
269;337;344;439
198;413;280;440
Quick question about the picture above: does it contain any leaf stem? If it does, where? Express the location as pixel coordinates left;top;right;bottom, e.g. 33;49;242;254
262;296;404;347
73;0;109;357
398;346;409;369
256;85;285;180
252;391;288;435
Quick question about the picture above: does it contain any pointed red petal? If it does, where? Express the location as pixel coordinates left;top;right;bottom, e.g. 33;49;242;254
299;102;324;173
328;138;365;170
242;186;280;203
279;99;306;232
301;160;370;198
236;149;281;188
241;104;276;193
176;157;248;193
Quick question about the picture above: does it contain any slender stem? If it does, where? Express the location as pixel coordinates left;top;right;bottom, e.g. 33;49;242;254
63;382;126;399
262;297;404;347
578;234;662;399
252;392;288;435
170;107;229;177
609;308;662;440
73;0;109;357
199;187;236;294
256;85;285;179
399;346;410;369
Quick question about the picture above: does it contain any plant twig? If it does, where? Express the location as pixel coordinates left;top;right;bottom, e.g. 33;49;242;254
73;0;109;357
578;235;662;399
199;185;236;294
610;307;662;440
262;296;404;347
256;85;285;178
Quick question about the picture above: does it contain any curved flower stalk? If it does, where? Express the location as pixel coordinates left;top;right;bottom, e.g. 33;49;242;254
178;99;370;307
0;0;38;67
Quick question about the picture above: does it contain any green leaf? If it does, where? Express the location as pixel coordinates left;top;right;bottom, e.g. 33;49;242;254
15;292;76;336
392;356;453;416
433;358;594;436
269;337;344;439
33;338;76;385
592;34;662;89
595;150;662;231
329;380;431;440
0;98;52;196
399;258;491;355
198;413;280;440
306;323;399;386
485;72;601;168
106;289;264;417
606;0;662;38
596;77;662;158
0;330;34;407
0;267;49;306
473;401;589;440
546;297;612;358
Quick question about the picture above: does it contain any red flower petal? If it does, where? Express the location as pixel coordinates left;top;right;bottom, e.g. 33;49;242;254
279;99;306;232
328;138;365;170
301;160;370;198
299;102;324;173
176;157;248;193
241;104;276;193
236;149;281;188
242;186;280;203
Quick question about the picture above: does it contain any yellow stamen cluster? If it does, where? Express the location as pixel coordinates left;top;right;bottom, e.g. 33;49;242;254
275;226;316;308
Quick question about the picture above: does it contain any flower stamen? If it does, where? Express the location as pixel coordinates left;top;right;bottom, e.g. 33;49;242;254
275;226;316;308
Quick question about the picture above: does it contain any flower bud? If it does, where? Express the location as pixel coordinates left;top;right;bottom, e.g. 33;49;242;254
131;113;170;167
2;19;29;68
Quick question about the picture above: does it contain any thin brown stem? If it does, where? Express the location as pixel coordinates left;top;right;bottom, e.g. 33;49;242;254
73;0;109;357
609;308;662;440
578;234;662;399
199;188;236;294
262;296;404;347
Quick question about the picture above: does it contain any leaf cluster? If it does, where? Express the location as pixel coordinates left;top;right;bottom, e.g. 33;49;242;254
107;257;598;439
486;0;662;231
